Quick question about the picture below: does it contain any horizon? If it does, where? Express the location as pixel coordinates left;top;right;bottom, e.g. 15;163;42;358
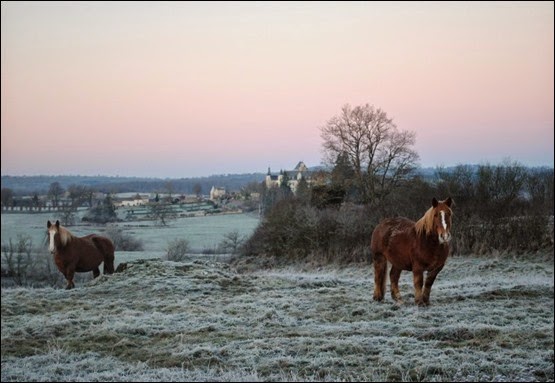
2;160;553;181
2;2;553;178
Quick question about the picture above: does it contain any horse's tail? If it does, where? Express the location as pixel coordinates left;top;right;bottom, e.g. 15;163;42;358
371;225;388;302
92;236;115;275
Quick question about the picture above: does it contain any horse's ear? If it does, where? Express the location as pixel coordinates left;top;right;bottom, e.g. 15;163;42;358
47;220;52;228
432;197;439;208
445;197;453;207
55;220;60;228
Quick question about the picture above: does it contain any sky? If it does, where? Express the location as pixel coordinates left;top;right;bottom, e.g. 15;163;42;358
1;1;553;178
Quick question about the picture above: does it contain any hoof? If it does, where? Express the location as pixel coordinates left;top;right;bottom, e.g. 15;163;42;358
415;300;429;307
392;293;403;304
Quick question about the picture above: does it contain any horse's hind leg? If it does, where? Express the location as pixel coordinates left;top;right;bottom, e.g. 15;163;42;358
93;268;100;279
390;266;403;303
103;260;114;275
373;253;387;302
91;236;115;275
65;268;75;290
103;250;115;275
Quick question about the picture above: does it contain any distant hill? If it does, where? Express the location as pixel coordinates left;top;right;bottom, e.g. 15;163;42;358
2;164;552;196
1;173;266;196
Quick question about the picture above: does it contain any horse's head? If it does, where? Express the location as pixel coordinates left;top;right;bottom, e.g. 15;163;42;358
431;197;453;244
47;220;61;253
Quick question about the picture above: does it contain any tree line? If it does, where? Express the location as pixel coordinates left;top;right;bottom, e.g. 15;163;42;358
1;173;265;196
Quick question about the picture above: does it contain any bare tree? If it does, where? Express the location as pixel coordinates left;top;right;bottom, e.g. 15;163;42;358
320;103;419;206
67;184;92;208
47;182;65;208
193;183;202;198
164;181;175;202
148;202;177;226
218;230;244;254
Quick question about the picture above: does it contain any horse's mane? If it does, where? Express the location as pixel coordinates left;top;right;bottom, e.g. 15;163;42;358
414;206;435;237
57;225;74;247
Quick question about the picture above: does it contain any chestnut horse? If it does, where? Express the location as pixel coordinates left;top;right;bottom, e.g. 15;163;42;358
371;197;453;306
47;220;115;289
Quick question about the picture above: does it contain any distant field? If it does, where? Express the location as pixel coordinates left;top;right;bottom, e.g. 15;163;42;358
1;254;553;382
0;211;261;263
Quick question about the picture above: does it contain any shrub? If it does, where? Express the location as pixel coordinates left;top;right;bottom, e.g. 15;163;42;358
82;195;118;223
104;225;144;251
166;239;190;262
1;235;66;288
1;235;35;286
236;199;375;268
436;163;554;255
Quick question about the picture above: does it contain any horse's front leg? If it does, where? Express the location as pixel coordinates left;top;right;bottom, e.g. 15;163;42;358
422;266;444;305
412;267;425;306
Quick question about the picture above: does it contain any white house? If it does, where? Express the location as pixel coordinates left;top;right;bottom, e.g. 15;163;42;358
113;193;150;208
210;186;226;201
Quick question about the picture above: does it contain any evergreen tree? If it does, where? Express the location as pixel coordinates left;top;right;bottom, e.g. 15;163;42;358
295;176;311;205
331;151;357;201
82;194;117;223
279;171;293;198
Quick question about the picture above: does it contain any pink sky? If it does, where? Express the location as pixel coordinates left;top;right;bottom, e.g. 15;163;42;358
1;1;553;177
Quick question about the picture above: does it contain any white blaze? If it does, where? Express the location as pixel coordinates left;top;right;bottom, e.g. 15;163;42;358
439;210;451;244
48;230;56;253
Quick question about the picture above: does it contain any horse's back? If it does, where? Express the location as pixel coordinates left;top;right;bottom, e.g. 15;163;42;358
371;217;416;270
371;217;414;249
90;235;115;256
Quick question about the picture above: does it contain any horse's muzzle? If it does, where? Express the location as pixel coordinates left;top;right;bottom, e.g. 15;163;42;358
439;232;452;244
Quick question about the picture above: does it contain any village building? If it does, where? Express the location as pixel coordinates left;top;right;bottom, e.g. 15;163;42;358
112;193;150;208
210;186;227;201
265;161;312;194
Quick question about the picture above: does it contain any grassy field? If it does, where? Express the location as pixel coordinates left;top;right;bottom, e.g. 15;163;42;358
1;246;553;381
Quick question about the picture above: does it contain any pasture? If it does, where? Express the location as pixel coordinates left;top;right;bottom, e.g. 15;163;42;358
1;213;554;381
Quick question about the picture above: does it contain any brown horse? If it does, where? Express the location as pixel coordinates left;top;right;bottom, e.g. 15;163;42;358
371;197;453;306
47;220;115;289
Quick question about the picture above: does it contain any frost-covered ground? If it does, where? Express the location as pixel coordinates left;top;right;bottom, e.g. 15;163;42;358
1;254;553;382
